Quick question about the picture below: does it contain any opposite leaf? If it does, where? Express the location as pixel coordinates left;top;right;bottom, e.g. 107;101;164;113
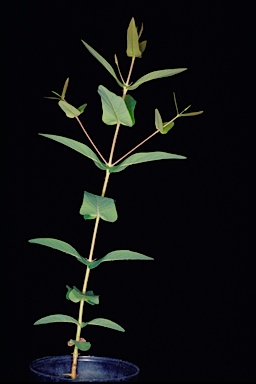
69;340;91;351
34;314;79;326
98;85;133;127
82;318;125;332
66;286;99;305
88;250;154;269
38;134;108;171
58;100;81;118
28;238;87;266
79;191;117;222
109;151;186;173
81;40;123;87
126;17;141;58
128;68;187;90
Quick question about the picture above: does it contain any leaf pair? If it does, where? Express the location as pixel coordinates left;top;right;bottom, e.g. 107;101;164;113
155;109;175;134
38;134;186;172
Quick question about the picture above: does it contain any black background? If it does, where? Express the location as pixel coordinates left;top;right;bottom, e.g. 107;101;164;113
3;1;255;382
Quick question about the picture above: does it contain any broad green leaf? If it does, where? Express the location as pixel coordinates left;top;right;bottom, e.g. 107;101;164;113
155;109;163;133
82;318;125;332
28;238;87;266
66;286;99;305
109;151;186;173
98;85;133;127
162;121;175;134
38;134;108;171
88;250;154;269
124;95;136;125
34;314;79;326
81;40;123;87
126;18;141;58
128;68;187;90
180;110;204;116
58;100;81;118
69;340;91;351
79;191;117;222
61;78;69;100
77;103;87;113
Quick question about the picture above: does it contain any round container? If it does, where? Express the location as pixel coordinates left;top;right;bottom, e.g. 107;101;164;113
29;355;140;382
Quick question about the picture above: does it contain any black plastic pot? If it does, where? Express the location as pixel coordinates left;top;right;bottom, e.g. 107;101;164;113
29;355;140;382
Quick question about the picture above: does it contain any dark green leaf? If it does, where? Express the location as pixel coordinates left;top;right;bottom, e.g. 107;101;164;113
69;340;91;351
88;250;154;269
82;318;125;332
34;314;79;326
124;95;136;125
77;103;87;113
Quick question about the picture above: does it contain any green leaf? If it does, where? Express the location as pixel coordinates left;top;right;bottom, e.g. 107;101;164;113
38;134;108;171
81;40;123;87
88;250;154;269
79;191;117;222
139;40;147;55
61;78;69;100
77;103;87;113
69;340;91;351
66;286;99;305
28;238;87;266
51;91;61;97
128;68;187;90
34;314;79;326
82;318;125;332
109;151;186;173
155;109;163;133
98;85;133;127
126;17;141;58
58;100;81;118
162;121;175;134
180;110;204;116
124;95;136;125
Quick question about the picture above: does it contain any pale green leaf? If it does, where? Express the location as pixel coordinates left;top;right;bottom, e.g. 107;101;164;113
124;95;136;125
28;238;87;266
139;40;147;55
126;17;141;58
38;134;108;171
34;314;79;326
162;121;175;134
79;191;117;222
98;85;133;127
82;318;125;332
180;110;204;116
89;250;154;269
69;340;91;351
51;91;61;97
58;100;81;118
61;78;69;100
155;109;163;133
109;151;186;173
81;40;123;87
128;68;187;90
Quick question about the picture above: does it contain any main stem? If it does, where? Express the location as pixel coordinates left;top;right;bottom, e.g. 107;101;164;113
70;57;135;379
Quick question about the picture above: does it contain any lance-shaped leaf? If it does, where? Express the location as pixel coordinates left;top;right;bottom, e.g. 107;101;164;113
66;286;99;305
69;340;91;351
28;238;87;266
109;151;186;173
38;134;108;171
79;191;117;222
58;100;81;118
162;121;174;134
128;68;187;90
82;318;125;332
88;250;154;269
124;94;136;125
98;85;133;127
126;17;141;58
34;314;79;326
61;78;69;100
139;40;147;55
81;40;123;87
180;110;204;117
